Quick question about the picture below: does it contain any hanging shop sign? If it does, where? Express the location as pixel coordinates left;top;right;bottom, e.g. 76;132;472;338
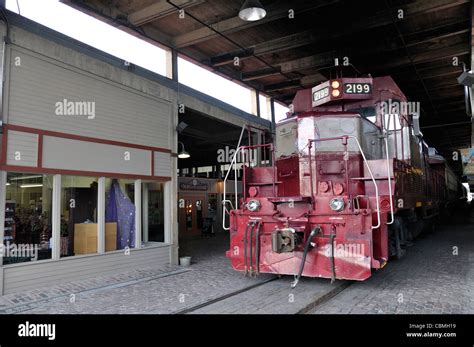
179;179;208;191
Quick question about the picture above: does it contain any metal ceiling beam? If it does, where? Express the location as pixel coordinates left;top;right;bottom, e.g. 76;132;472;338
173;0;338;48
62;0;175;47
245;33;467;83
242;67;282;81
375;43;469;71
208;0;470;67
245;57;334;82
264;80;302;93
128;0;204;26
394;66;462;80
261;72;328;93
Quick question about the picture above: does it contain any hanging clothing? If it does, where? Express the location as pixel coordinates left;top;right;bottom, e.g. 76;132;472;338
106;179;135;249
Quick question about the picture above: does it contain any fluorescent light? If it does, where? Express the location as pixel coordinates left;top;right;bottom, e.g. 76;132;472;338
20;184;43;188
10;175;43;181
5;182;10;186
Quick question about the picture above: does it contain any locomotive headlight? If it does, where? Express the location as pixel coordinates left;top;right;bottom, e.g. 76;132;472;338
331;81;340;89
329;197;345;212
246;199;261;212
332;89;341;97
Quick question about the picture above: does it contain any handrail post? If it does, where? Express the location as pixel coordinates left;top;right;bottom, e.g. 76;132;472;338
348;136;381;230
308;140;314;209
383;114;395;225
222;124;246;231
308;136;381;230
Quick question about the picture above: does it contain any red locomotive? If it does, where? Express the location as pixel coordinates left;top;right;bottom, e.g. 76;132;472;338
224;76;466;286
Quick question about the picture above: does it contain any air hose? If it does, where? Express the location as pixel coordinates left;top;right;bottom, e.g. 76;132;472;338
243;223;251;276
291;227;320;288
255;222;261;276
249;221;254;275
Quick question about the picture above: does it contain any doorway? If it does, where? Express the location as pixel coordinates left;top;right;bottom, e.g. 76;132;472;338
179;195;207;236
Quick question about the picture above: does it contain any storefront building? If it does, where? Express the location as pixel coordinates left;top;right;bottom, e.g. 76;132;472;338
0;12;270;295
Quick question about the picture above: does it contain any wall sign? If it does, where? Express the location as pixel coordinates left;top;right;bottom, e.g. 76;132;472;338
179;179;208;191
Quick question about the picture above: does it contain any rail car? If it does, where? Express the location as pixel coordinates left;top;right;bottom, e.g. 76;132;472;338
224;76;466;286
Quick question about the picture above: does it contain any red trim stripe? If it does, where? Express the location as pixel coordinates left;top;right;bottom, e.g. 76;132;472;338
1;124;171;181
0;164;171;181
5;124;171;153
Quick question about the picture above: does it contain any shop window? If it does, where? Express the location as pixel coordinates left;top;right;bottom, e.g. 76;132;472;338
105;178;136;250
3;173;53;264
60;176;99;257
142;181;165;243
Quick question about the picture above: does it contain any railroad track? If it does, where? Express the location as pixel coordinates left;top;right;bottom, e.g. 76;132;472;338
297;281;353;314
173;276;280;314
174;276;354;314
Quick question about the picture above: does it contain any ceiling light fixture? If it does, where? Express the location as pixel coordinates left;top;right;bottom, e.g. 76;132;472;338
178;141;190;159
10;175;43;181
20;184;43;188
239;0;266;21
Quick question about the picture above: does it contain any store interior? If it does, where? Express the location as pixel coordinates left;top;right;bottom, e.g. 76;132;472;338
3;173;165;264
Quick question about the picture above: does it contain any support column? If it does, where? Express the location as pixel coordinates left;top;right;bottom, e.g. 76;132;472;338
166;49;179;81
256;90;261;118
270;98;276;124
270;98;276;165
97;177;105;254
51;174;61;260
170;89;179;265
164;181;173;245
134;179;142;249
142;183;149;243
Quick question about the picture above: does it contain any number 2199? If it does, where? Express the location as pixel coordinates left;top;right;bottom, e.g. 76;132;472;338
344;83;371;94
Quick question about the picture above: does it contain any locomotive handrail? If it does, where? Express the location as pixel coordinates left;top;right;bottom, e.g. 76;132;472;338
382;114;395;225
222;125;246;231
308;135;381;230
222;140;275;231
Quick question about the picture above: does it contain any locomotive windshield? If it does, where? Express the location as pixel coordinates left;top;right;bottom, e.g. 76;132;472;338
347;106;376;123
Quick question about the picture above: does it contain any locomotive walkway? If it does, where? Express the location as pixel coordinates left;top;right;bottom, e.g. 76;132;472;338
0;214;472;314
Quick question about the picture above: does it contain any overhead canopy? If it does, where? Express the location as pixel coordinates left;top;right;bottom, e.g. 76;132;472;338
63;0;473;153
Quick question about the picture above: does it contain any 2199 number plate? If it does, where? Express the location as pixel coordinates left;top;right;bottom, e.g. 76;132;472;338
313;86;329;101
344;83;372;94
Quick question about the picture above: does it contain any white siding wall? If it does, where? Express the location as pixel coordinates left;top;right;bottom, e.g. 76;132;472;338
6;130;38;167
154;151;171;177
7;46;171;149
42;136;153;176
